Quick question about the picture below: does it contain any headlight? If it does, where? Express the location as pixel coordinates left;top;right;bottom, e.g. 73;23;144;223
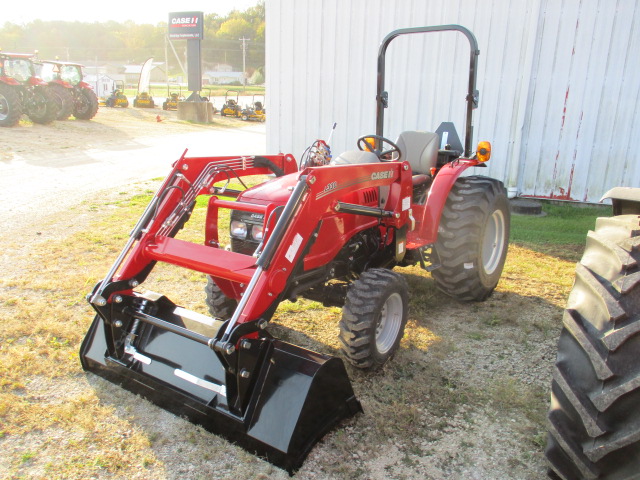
230;220;248;238
251;224;264;241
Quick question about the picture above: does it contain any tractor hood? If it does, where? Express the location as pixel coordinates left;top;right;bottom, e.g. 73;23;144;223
237;172;299;205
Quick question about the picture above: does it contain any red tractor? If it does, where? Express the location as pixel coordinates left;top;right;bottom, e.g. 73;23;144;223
81;25;510;472
0;52;58;127
38;60;99;120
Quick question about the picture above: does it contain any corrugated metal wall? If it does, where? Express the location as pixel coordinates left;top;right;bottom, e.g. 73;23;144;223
266;0;640;202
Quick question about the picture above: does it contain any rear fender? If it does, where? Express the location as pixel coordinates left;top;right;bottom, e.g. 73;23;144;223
77;81;94;89
601;187;640;215
408;159;481;247
28;77;48;87
0;76;21;86
51;79;73;89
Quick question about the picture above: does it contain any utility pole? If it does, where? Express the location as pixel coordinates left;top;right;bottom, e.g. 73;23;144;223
239;36;250;89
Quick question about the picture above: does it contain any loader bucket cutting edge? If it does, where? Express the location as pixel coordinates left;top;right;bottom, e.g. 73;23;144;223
80;307;362;473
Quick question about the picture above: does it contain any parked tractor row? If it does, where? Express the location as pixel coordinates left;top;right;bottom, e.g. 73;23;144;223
0;52;98;127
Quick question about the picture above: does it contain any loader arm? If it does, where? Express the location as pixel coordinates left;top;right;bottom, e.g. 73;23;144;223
82;152;413;472
90;154;414;338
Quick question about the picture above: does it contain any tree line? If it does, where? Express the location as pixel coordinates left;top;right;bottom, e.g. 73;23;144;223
0;2;264;74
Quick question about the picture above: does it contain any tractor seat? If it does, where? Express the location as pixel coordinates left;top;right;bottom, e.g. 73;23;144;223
394;131;439;175
330;150;380;166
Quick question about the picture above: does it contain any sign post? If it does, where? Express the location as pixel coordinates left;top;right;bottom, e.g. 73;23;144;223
168;11;204;96
168;11;213;122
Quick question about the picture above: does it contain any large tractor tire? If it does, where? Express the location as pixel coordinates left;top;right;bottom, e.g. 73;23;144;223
26;87;58;124
0;83;22;127
339;268;409;370
50;84;74;120
74;88;99;120
545;214;640;480
205;276;238;320
432;175;510;301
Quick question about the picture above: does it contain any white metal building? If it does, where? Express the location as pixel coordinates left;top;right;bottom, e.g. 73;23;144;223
265;0;640;202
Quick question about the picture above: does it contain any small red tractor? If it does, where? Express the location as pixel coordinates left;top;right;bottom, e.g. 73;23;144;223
0;52;58;127
37;60;99;120
82;25;510;472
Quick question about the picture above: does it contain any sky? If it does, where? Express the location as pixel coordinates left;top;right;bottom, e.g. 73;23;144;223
8;0;261;25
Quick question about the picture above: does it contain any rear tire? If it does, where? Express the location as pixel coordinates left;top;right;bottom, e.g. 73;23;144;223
73;88;98;120
339;269;409;370
26;87;58;124
0;84;22;127
205;276;238;320
432;176;510;301
50;84;73;120
545;214;640;480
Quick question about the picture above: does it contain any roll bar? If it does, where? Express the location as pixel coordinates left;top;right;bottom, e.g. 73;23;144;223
375;25;480;157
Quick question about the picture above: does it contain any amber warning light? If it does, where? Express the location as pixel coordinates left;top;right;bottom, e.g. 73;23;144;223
476;141;491;162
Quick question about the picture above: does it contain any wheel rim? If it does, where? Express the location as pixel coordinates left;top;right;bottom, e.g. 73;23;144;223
482;209;506;274
375;292;403;355
0;93;9;121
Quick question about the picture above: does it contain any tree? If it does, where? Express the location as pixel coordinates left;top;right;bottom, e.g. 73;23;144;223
216;18;253;40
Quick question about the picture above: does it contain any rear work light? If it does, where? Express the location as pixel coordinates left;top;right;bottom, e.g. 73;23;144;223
476;141;491;162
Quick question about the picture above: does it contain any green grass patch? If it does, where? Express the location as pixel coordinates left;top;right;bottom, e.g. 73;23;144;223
510;201;610;261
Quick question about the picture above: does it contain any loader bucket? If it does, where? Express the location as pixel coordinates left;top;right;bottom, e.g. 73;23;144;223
80;292;362;473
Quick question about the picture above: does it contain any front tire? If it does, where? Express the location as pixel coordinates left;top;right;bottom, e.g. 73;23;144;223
545;214;640;480
205;276;237;319
339;269;409;370
432;176;510;301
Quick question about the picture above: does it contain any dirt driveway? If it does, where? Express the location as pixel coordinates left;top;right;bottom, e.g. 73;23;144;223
0;108;567;479
0;108;266;234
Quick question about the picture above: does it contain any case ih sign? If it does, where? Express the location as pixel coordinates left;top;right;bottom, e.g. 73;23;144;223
168;12;204;39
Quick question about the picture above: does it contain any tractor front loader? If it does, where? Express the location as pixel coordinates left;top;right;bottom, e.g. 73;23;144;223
81;25;510;472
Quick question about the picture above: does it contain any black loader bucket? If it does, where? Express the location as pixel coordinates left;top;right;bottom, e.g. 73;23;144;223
80;291;362;473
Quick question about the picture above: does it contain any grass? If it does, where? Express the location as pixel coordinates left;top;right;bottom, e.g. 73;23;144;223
0;188;607;478
510;200;609;261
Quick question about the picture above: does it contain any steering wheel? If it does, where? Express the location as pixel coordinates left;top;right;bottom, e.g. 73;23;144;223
356;135;402;161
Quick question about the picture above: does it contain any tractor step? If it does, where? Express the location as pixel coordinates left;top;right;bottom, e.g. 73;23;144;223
144;236;257;283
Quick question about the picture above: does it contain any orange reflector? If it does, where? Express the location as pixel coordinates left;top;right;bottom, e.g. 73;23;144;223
476;141;492;162
362;137;377;152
